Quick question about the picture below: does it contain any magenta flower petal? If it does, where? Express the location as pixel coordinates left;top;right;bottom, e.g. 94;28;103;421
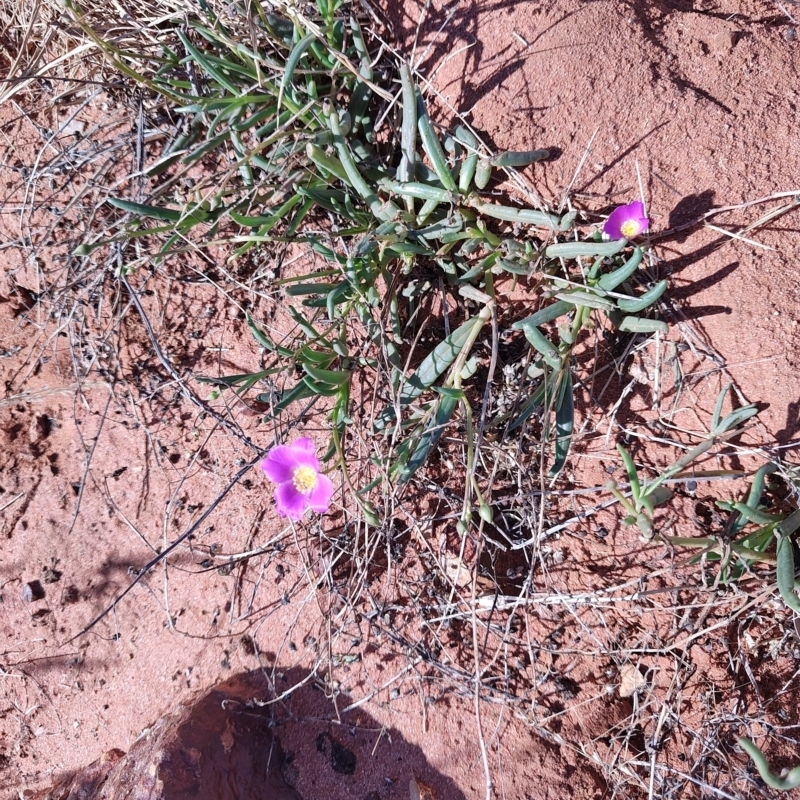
274;481;308;521
260;444;300;483
308;473;334;514
262;438;334;521
290;437;320;470
603;200;650;239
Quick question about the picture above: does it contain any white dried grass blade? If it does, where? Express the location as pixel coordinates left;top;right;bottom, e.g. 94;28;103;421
703;222;776;251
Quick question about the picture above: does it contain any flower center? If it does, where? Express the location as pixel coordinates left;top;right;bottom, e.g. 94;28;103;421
620;219;642;239
292;465;318;495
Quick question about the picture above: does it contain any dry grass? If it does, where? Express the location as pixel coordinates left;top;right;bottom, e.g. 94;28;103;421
2;2;800;798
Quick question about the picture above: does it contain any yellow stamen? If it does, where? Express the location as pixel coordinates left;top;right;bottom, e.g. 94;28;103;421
292;465;318;495
620;219;641;239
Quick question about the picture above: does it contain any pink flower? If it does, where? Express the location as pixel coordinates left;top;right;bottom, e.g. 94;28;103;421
261;438;334;521
604;201;650;239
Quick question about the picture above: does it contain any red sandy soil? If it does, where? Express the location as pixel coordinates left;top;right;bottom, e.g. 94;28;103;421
2;1;800;798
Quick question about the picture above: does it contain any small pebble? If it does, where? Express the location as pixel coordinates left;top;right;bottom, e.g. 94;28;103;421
711;30;738;52
42;566;62;584
784;27;797;42
61;585;80;604
23;580;46;602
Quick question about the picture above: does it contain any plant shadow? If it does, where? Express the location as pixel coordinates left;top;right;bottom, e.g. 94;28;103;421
379;0;585;121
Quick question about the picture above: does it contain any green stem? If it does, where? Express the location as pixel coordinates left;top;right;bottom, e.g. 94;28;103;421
739;738;800;790
331;426;379;526
604;480;638;518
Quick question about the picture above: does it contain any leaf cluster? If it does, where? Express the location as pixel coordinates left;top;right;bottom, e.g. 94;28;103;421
73;0;668;497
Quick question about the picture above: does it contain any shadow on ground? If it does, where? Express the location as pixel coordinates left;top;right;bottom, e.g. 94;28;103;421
37;669;467;800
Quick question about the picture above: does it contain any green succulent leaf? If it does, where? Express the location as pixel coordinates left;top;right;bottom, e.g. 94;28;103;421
772;507;800;600
738;738;800;791
520;325;561;370
374;316;483;431
549;368;574;476
399;387;464;483
302;364;350;386
596;247;643;290
615;279;667;313
513;301;575;329
616;316;669;334
545;239;627;259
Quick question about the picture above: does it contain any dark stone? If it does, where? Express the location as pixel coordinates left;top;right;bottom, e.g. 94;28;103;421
316;731;357;775
36;673;300;800
23;580;46;602
42;566;63;584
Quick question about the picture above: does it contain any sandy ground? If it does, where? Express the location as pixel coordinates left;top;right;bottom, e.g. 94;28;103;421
1;1;800;798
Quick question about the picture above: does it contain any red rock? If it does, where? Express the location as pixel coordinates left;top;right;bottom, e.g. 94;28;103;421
39;673;299;800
